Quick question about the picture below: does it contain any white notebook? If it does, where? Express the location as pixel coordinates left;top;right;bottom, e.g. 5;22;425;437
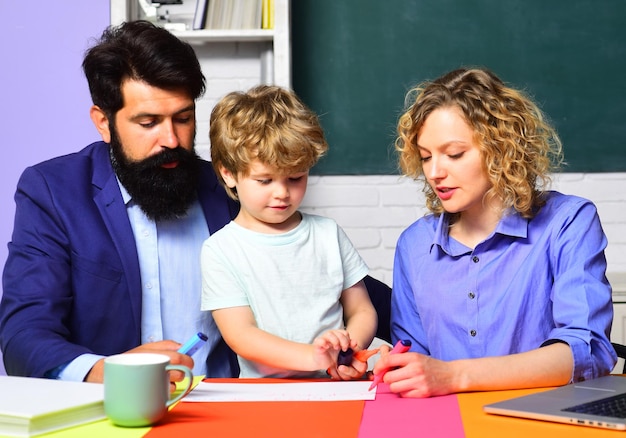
0;376;105;437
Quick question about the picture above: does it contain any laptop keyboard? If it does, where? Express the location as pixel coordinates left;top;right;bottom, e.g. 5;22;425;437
563;393;626;419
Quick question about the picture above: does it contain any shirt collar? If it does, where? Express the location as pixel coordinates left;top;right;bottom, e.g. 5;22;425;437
431;208;529;256
496;209;528;239
116;177;132;206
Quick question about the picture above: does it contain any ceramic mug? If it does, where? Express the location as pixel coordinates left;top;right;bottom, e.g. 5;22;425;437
104;353;193;427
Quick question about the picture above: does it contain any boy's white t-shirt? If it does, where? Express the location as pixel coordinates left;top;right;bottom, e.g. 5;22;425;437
200;212;369;378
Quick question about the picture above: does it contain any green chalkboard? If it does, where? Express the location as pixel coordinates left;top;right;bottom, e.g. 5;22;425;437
292;0;626;175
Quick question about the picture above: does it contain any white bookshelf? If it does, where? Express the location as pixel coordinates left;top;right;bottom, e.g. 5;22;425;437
109;0;291;88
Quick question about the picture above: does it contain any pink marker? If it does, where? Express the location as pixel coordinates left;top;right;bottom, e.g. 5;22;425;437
368;339;412;391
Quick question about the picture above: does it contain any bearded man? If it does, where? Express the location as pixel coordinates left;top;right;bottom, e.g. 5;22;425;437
0;21;239;383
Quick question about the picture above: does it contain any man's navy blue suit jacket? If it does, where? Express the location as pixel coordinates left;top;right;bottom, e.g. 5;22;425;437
0;141;240;378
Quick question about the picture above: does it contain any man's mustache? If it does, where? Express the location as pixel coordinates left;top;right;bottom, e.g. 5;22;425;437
136;147;195;170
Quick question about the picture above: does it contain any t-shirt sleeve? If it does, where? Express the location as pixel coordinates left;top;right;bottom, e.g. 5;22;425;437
336;225;369;289
200;235;249;311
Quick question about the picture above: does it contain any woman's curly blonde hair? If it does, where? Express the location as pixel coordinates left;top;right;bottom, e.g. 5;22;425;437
396;68;564;218
210;85;328;200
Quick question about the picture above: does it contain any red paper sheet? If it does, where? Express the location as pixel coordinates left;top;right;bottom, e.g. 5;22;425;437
144;379;365;438
144;399;364;438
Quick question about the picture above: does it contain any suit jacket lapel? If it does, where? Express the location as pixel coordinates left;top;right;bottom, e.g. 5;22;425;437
91;145;142;334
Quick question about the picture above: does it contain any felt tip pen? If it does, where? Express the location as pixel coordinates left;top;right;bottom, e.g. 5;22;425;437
337;348;354;367
178;332;208;356
368;339;412;391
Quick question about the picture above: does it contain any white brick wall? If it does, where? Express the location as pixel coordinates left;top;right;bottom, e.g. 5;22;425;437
194;45;626;287
194;41;273;154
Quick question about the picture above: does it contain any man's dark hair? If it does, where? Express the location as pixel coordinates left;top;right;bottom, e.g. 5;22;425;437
82;20;205;118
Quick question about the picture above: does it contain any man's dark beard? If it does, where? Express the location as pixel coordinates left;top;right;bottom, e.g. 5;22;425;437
109;132;201;222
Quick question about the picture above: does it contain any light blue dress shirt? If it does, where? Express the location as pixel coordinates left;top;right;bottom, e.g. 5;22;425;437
57;181;217;380
391;191;616;382
128;191;214;377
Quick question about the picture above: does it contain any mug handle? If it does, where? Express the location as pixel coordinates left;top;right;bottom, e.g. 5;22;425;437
165;364;194;407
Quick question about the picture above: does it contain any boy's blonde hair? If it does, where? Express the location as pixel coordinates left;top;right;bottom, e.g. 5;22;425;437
396;68;564;219
210;85;328;199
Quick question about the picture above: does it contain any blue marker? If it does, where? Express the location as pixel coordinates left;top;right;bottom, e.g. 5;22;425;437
178;332;208;356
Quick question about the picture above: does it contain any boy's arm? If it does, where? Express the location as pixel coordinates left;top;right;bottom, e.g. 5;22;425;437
325;279;378;380
212;306;343;372
340;280;378;351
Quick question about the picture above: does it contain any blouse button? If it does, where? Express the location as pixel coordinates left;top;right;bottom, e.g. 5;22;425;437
472;256;479;263
470;329;477;337
468;292;475;299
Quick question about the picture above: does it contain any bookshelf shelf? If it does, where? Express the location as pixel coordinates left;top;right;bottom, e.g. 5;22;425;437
170;28;275;43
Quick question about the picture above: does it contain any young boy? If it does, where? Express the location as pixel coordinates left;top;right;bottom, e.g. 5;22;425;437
201;85;377;379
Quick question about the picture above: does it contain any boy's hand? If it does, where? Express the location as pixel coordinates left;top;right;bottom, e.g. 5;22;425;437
313;329;353;371
329;347;381;380
332;353;369;380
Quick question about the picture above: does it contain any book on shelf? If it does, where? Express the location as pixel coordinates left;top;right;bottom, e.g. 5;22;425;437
0;376;105;437
193;0;209;30
196;0;265;30
262;0;274;29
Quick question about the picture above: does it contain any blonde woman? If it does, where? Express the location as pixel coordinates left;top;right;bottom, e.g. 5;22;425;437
374;67;615;397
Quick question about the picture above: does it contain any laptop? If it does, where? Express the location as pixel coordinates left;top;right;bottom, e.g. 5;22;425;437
483;375;626;430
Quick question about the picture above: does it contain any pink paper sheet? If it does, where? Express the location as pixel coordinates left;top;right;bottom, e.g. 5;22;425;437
358;384;465;437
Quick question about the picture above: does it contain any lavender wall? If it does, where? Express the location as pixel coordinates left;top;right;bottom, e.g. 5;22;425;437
0;1;110;375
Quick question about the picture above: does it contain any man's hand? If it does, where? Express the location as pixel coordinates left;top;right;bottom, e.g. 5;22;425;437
84;340;194;386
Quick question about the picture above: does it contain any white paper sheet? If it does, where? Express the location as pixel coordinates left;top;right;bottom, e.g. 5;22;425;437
182;381;376;402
